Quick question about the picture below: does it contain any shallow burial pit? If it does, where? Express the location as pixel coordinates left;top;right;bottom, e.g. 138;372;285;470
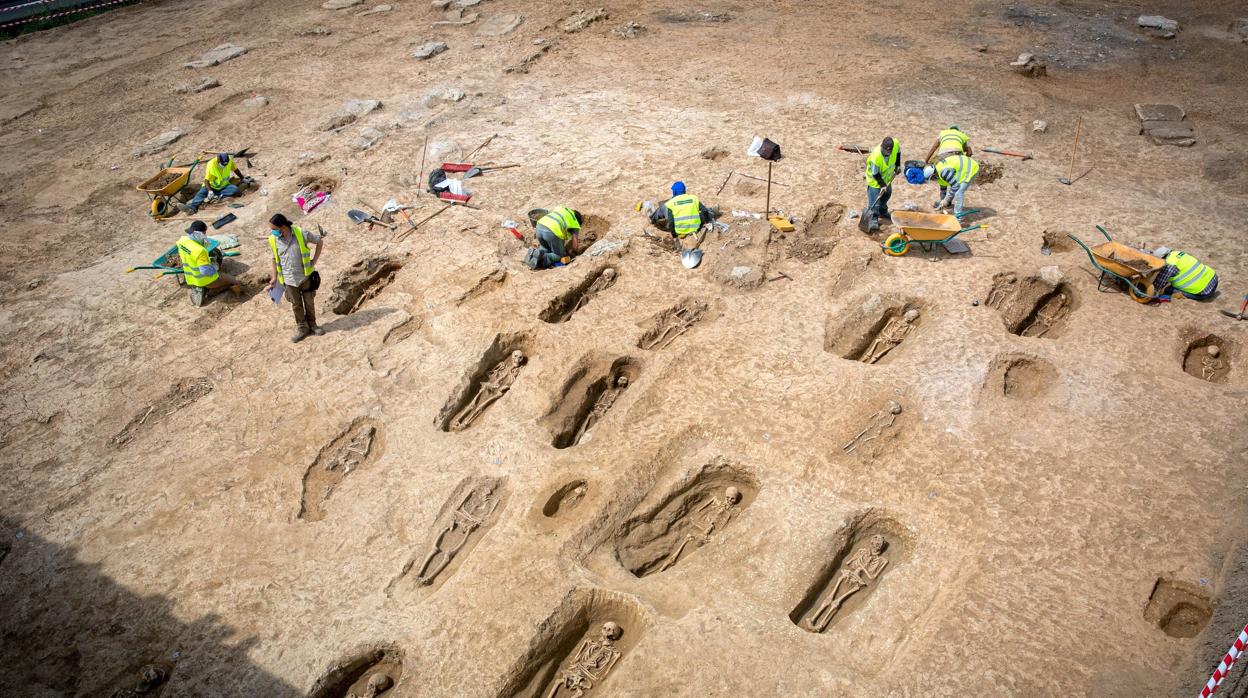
987;353;1058;399
434;332;531;432
298;418;384;522
987;272;1075;339
824;296;923;365
789;202;845;262
546;357;640;449
1143;578;1212;639
111;377;213;447
539;266;619;323
389;475;506;594
790;511;913;634
1182;334;1232;384
307;643;403;698
613;460;758;577
497;588;648;698
98;660;175;697
542;479;589;518
636;299;708;350
328;255;406;315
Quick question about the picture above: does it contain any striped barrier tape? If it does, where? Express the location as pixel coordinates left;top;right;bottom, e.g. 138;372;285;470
1201;622;1248;698
1;0;135;30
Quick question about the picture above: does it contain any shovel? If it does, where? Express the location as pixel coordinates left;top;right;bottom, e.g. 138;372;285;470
679;229;706;269
347;208;397;230
464;164;520;179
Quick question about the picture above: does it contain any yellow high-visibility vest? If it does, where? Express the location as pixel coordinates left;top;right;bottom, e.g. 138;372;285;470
269;226;315;285
935;154;980;186
177;235;218;287
864;144;900;187
937;128;969;154
665;194;703;237
205;156;235;191
1165;251;1216;295
537;207;579;241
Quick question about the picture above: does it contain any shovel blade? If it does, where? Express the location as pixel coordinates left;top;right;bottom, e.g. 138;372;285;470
463;167;482;178
347;209;370;224
680;249;703;269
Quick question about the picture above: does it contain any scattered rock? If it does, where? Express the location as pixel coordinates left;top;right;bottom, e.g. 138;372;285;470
413;41;448;59
1038;265;1063;286
426;139;461;162
472;41;485;48
133;127;188;157
1010;53;1046;78
657;9;730;23
320;98;382;131
505;44;550;74
700;146;728;161
241;95;269;109
1234;18;1248;43
974;44;988;53
297;26;333;36
1138;15;1179;39
561;8;607;33
1032;120;1047;133
432;0;453;7
322;0;363;8
297;152;331;168
184;43;247;69
357;4;392;16
1146;125;1197;147
174;78;220;94
613;21;645;38
348;127;386;152
584;237;629;258
420;87;465;108
1135;103;1185;122
477;13;524;36
1135;103;1195;147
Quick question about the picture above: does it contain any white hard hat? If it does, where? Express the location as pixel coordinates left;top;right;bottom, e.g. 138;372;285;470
1153;246;1171;258
923;165;935;181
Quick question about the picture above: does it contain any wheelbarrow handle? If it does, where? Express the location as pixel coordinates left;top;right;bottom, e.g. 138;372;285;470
957;224;987;234
1095;225;1112;241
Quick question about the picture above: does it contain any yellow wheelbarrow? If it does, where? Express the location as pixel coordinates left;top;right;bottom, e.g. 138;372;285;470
1068;226;1165;303
136;159;201;219
883;211;987;257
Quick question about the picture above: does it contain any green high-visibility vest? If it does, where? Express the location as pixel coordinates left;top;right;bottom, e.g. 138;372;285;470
665;194;702;237
269;226;315;285
864;144;899;187
935;154;980;185
1165;251;1215;295
205;156;235;191
177;235;218;287
537;207;579;241
937;128;969;154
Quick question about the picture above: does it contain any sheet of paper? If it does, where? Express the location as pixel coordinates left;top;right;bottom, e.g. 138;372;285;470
268;285;284;305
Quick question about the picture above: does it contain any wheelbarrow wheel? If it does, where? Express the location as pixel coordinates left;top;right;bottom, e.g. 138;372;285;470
883;233;910;256
1128;280;1154;304
189;286;207;307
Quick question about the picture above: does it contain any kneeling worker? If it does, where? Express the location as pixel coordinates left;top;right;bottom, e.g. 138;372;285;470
650;181;712;247
926;153;980;216
1151;246;1219;301
534;206;582;268
863;137;900;233
177;221;240;298
184;152;251;214
267;213;325;342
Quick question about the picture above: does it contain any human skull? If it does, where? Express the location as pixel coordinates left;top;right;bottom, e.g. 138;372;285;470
1207;345;1221;358
869;534;887;554
725;486;742;503
602;268;616;280
616;375;629;388
366;672;393;692
903;309;921;323
886;400;902;415
601;621;622;641
510;349;525;364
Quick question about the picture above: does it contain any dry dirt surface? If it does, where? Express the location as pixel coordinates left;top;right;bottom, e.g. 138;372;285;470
2;0;1248;696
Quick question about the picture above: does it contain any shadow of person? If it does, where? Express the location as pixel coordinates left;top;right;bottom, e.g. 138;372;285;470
0;515;302;696
321;307;398;333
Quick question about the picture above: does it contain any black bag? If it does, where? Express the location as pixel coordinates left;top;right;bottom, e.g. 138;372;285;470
307;270;321;291
758;138;783;161
427;168;448;194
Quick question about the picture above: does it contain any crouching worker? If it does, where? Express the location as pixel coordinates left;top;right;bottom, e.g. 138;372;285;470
649;181;713;247
531;206;582;269
266;213;325;342
183;153;253;214
177;221;241;302
1151;246;1219;301
925;153;980;216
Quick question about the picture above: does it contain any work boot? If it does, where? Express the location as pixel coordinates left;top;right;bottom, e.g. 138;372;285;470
310;326;325;336
291;328;310;343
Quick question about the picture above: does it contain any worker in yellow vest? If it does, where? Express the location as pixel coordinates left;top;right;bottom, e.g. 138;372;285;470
177;221;240;303
184;153;251;214
1151;246;1219;301
924;154;980;216
533;206;582;269
266;213;325;342
649;181;713;246
924;125;972;164
862;137;900;233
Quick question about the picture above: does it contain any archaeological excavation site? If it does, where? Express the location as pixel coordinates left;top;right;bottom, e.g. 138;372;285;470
1;0;1247;696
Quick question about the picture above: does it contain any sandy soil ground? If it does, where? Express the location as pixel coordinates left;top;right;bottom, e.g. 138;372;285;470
2;0;1247;695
